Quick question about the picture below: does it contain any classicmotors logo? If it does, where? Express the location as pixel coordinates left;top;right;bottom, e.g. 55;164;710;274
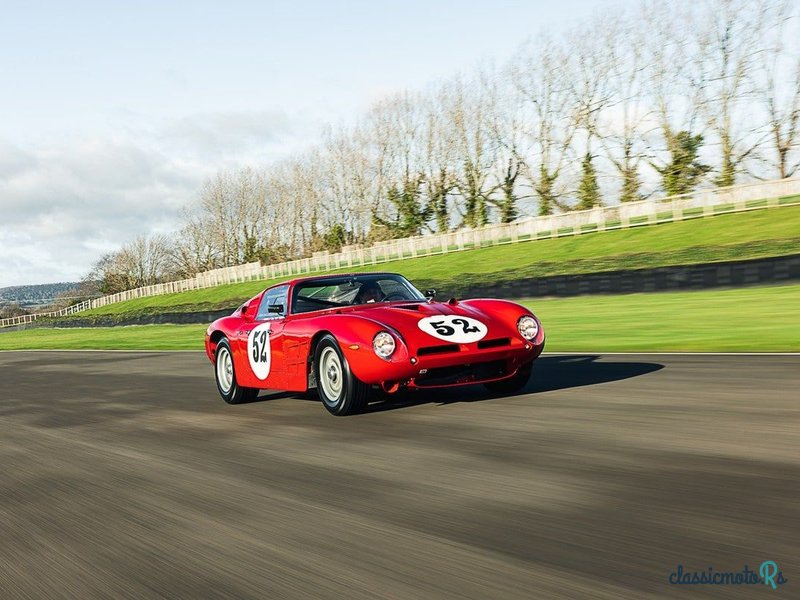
669;561;788;589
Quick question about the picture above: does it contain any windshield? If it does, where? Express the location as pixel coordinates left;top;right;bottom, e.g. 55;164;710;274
292;274;425;314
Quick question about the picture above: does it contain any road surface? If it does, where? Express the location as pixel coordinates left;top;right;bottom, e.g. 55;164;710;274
0;351;797;599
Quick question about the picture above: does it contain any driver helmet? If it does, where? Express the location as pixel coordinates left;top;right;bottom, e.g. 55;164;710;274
355;281;383;304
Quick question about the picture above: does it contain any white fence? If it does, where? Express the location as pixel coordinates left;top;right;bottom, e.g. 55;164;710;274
2;177;799;329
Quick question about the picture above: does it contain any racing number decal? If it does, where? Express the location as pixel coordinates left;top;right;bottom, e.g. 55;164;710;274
417;315;488;343
429;318;480;336
247;323;272;380
252;330;268;363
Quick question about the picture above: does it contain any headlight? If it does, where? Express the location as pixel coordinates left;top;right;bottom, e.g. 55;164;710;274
517;315;539;341
373;331;396;358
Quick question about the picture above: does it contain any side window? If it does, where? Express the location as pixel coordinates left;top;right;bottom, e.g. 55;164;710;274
256;285;289;320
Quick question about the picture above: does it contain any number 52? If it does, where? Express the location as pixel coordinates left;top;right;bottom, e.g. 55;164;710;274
430;318;479;336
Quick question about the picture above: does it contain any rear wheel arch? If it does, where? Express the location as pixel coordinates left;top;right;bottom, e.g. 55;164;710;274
209;330;227;354
213;337;259;404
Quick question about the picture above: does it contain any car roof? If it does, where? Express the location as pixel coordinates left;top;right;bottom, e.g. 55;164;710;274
281;272;402;287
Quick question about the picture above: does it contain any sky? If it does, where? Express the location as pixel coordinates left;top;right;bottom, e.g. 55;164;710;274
0;0;638;287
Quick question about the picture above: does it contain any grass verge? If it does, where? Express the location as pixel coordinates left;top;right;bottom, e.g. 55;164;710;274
523;283;799;352
0;324;207;351
4;284;798;352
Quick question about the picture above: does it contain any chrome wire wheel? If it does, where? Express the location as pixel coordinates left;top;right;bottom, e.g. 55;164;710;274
216;344;234;394
319;346;343;405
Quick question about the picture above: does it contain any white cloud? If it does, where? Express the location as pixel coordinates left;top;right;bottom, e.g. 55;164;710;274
0;111;306;287
164;111;293;154
0;140;37;179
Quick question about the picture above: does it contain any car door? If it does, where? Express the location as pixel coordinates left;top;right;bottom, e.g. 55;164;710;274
237;284;289;390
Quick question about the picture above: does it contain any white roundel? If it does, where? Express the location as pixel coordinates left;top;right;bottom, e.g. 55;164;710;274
417;315;488;343
247;323;272;380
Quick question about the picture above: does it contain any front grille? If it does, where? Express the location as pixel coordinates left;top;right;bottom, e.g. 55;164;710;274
415;360;507;387
477;337;511;350
417;344;460;356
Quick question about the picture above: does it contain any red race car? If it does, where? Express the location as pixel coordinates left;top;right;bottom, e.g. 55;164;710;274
205;272;545;415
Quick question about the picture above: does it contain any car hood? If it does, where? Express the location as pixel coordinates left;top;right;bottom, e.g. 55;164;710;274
345;301;519;345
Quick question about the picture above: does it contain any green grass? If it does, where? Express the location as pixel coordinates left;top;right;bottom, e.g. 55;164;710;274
523;284;800;352
64;206;800;320
4;284;798;352
0;324;208;350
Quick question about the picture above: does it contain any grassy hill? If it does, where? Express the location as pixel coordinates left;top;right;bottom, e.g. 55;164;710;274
63;206;800;320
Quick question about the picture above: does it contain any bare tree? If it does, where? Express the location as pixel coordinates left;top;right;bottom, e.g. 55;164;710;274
568;17;616;207
643;0;707;193
196;171;238;266
192;167;272;266
319;128;382;241
596;10;653;202
171;208;219;277
422;88;458;231
444;71;498;227
511;36;580;215
0;303;29;318
123;234;174;286
691;0;772;186
262;158;314;259
90;234;174;293
486;66;533;223
754;0;800;179
365;91;429;236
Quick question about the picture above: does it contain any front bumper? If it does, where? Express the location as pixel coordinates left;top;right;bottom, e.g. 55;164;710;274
346;330;545;389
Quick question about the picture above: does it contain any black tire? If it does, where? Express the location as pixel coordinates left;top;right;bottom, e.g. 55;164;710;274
214;338;259;404
485;361;533;395
314;335;370;416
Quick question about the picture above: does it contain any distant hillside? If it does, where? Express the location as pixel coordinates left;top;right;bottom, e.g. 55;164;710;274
0;282;82;309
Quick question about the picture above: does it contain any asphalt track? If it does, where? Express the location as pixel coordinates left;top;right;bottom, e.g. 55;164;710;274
0;352;798;599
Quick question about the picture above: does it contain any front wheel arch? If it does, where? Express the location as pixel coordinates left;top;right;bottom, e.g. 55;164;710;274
307;330;335;389
313;334;370;415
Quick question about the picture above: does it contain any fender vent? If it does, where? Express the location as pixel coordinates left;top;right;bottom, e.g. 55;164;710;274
394;304;422;311
417;344;460;356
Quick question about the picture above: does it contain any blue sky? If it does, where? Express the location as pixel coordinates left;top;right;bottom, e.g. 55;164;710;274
0;0;637;287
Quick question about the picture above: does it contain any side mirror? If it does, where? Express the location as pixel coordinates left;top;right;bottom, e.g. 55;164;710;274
267;303;284;314
425;289;436;301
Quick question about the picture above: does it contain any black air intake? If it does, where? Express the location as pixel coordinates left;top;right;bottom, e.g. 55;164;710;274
477;338;511;350
417;344;460;356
